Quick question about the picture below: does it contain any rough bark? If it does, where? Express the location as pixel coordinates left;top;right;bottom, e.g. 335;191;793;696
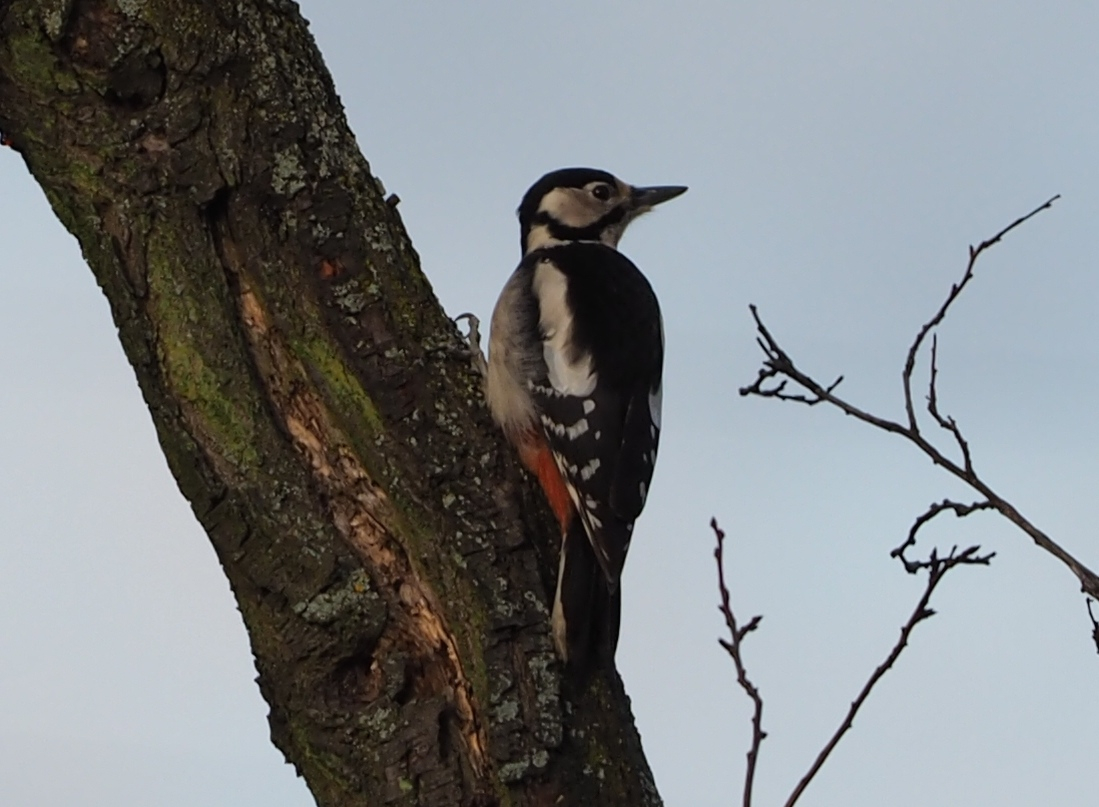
0;2;661;805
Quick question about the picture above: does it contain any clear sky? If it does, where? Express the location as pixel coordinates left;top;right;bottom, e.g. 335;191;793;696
2;3;1098;805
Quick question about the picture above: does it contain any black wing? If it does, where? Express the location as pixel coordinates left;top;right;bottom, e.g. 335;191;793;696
530;243;664;587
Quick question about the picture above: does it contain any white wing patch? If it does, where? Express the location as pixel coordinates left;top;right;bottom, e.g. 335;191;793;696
533;262;598;397
649;313;664;430
648;381;663;431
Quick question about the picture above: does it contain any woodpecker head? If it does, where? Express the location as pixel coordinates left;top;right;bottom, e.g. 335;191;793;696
518;167;687;255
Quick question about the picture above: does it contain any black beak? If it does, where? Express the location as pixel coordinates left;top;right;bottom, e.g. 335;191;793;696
630;184;688;210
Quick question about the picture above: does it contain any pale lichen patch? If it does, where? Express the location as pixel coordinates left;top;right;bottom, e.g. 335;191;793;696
293;568;379;624
272;144;307;197
491;698;519;723
116;0;146;19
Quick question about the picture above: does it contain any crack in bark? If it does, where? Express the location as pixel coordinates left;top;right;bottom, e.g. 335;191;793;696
211;207;491;785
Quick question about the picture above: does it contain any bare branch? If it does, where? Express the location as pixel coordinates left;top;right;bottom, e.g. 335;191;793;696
741;196;1099;604
783;544;992;807
732;196;1098;804
740;306;923;438
712;518;766;807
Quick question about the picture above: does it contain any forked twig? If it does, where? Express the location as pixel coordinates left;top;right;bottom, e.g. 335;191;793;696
926;336;973;475
901;195;1060;431
891;498;995;571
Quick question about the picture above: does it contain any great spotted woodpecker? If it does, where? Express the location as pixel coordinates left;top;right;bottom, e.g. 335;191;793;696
485;167;686;671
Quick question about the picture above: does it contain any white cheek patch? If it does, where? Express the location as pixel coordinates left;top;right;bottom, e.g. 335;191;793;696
537;187;603;229
533;262;598;397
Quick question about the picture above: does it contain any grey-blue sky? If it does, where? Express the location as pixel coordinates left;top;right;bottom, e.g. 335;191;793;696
2;3;1097;805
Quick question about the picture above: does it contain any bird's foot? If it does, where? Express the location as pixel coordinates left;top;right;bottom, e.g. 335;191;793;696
455;312;488;380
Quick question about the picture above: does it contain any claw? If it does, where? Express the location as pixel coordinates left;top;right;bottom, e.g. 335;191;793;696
455;312;488;379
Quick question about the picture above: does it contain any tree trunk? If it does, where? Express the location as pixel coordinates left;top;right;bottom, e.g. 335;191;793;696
0;2;661;805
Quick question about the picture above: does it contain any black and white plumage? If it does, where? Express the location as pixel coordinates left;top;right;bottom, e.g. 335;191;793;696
485;167;685;671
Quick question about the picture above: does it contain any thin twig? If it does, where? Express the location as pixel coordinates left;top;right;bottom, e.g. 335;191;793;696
1087;600;1099;656
891;498;995;571
712;518;766;807
926;335;974;475
901;195;1060;432
783;545;993;807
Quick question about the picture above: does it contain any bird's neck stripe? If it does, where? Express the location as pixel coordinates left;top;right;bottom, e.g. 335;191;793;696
524;210;627;254
525;224;602;255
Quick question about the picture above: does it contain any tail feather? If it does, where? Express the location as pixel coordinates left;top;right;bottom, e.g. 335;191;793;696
552;519;621;678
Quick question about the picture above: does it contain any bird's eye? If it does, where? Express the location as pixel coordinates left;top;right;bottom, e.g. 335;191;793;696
591;184;613;201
